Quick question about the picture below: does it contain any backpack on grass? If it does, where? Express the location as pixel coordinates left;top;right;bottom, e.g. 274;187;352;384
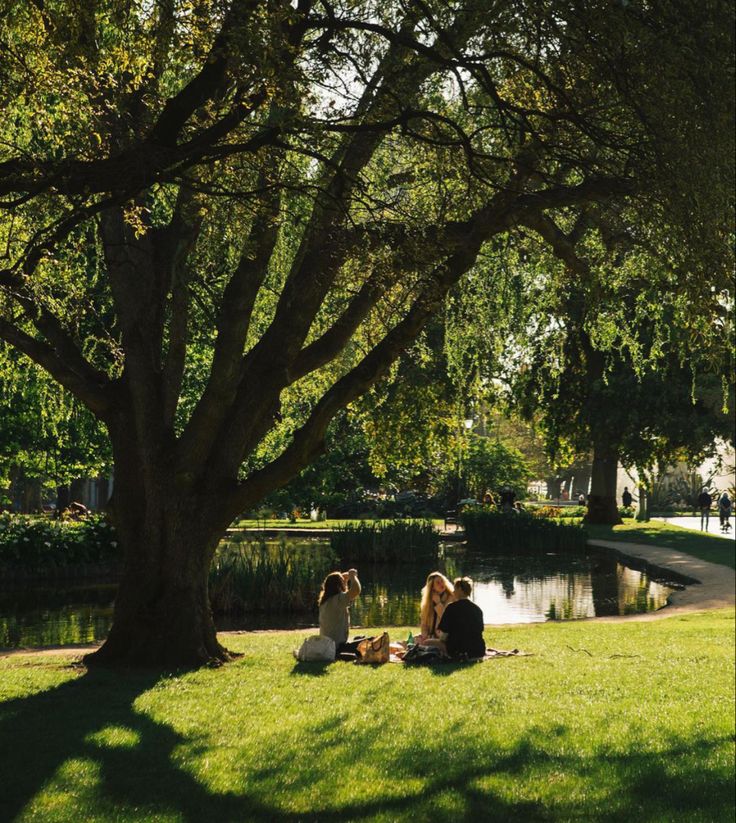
293;635;336;662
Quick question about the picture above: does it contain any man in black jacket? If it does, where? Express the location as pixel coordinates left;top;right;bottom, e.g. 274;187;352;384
437;577;486;660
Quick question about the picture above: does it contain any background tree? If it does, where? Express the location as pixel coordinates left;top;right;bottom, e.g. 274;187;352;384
0;347;111;510
503;207;734;523
0;0;731;665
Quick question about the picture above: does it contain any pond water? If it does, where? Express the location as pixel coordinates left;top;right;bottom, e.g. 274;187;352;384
0;542;679;649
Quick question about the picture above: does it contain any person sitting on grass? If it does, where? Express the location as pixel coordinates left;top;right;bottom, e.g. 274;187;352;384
423;577;485;660
417;571;455;641
318;568;361;655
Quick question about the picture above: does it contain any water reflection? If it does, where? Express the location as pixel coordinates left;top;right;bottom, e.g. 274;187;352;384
349;550;675;628
0;545;677;648
0;584;115;649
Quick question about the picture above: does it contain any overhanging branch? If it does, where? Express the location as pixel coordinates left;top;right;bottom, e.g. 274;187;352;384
0;318;110;417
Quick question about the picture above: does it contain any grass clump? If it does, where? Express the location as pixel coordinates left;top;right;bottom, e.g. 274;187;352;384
461;509;588;553
330;519;439;562
209;536;335;615
0;610;733;822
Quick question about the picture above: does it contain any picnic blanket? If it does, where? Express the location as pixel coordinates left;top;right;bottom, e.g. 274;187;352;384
389;646;531;664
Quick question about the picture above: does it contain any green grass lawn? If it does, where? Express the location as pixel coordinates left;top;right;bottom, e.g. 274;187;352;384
586;520;736;570
2;610;734;822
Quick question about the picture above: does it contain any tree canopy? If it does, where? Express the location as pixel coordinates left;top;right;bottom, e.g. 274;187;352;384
0;0;732;665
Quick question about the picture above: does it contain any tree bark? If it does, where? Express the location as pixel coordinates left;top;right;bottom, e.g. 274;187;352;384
585;445;622;525
22;477;42;513
636;485;649;521
84;422;235;669
56;484;71;512
84;497;232;668
545;476;562;500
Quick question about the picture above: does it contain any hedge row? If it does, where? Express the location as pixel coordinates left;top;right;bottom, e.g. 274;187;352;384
0;513;119;569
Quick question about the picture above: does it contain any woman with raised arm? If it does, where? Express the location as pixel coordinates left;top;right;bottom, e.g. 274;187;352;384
318;568;361;654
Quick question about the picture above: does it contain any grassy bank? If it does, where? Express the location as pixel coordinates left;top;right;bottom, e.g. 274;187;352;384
587;520;735;570
1;610;734;822
233;517;446;531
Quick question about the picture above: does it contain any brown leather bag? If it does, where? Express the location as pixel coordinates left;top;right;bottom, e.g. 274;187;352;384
356;632;390;664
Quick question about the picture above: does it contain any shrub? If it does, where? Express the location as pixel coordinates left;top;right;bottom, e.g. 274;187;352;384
209;537;336;614
0;513;119;570
460;509;588;552
330;519;439;563
530;505;566;519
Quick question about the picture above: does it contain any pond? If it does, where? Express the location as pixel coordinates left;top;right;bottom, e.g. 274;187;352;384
0;541;680;649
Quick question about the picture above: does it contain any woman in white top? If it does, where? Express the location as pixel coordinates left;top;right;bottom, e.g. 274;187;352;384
318;568;361;650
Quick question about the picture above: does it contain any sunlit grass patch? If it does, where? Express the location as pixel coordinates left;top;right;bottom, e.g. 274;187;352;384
1;611;733;821
587;520;735;569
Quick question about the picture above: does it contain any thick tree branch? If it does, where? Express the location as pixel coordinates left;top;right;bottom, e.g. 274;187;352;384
201;5;491;480
288;270;391;383
158;186;206;427
101;207;166;474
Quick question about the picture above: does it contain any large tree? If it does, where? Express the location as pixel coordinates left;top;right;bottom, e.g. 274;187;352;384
506;207;733;524
0;0;731;665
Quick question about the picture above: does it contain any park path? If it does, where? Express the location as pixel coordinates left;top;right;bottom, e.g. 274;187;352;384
652;515;735;540
584;538;735;622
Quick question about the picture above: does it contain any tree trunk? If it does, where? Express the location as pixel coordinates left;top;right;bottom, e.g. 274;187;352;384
545;476;562;500
636;485;649;521
585;445;622;525
85;512;233;668
84;437;236;669
22;477;42;513
56;483;71;512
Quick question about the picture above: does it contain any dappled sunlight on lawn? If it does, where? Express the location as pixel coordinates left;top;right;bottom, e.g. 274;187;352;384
1;614;734;821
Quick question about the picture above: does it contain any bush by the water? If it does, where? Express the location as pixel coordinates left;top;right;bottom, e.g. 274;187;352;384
530;505;636;519
330;519;439;563
209;537;335;614
461;509;588;552
530;505;587;519
0;512;119;570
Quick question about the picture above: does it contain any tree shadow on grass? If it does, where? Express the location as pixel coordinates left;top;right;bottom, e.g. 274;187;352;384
0;663;732;822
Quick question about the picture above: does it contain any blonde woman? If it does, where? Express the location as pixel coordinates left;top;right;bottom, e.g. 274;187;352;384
418;571;454;641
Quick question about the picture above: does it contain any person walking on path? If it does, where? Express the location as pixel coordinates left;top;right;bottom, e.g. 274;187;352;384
718;492;732;533
698;488;713;531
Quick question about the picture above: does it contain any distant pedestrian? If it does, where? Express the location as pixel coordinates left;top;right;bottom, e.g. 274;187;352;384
578;493;586;506
697;488;712;531
718;492;732;533
622;487;633;508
